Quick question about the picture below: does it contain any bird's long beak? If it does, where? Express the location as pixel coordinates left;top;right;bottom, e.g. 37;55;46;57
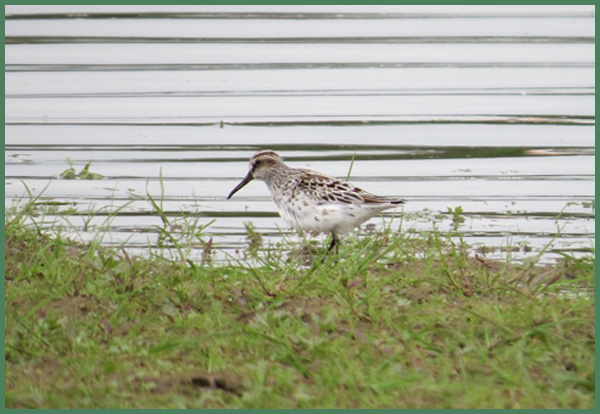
227;171;254;199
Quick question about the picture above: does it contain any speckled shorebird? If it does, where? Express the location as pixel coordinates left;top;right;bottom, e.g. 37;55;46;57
227;150;405;252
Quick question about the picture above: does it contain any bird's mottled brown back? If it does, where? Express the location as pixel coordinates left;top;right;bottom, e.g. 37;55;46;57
292;169;404;205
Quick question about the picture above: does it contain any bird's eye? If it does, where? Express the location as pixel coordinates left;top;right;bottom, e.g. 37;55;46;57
255;160;262;166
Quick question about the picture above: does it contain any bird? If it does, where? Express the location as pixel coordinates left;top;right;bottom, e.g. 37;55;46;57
227;150;405;253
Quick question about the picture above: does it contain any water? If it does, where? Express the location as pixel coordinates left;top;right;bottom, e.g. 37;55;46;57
4;5;595;264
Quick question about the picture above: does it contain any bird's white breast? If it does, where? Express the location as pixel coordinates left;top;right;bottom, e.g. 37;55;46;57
274;191;393;235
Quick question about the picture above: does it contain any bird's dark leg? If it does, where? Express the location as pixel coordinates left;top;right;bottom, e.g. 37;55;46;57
328;233;340;255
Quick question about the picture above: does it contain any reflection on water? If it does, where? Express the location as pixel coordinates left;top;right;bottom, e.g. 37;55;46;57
4;5;595;264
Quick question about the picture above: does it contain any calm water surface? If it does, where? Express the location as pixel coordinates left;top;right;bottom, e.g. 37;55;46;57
5;5;595;264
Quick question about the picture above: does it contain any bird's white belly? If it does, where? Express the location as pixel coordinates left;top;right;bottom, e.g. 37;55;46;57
277;199;386;235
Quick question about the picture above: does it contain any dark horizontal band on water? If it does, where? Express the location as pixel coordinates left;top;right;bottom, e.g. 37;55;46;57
5;36;595;44
5;115;595;127
5;62;595;73
5;88;596;100
5;12;596;20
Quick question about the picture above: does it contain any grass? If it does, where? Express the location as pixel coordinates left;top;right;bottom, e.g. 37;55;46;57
4;198;595;409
